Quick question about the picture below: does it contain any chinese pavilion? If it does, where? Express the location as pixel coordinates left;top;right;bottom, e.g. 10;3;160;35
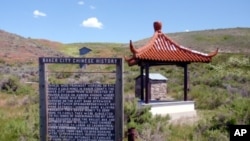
125;21;218;104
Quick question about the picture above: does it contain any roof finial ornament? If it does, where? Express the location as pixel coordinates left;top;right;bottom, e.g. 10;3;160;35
153;21;162;32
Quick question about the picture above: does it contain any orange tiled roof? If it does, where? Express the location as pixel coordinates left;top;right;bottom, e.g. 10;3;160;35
125;21;218;66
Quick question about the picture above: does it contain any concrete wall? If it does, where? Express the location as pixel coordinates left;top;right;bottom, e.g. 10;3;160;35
139;101;197;120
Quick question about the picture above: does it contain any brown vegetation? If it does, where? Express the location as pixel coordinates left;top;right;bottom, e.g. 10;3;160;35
0;30;65;63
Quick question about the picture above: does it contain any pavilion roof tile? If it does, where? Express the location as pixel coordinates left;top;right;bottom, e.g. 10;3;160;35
125;21;218;66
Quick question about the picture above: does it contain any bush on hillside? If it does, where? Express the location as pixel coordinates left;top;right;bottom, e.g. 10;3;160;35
0;76;19;92
124;99;170;140
189;85;228;110
211;97;250;126
0;75;33;95
193;96;250;141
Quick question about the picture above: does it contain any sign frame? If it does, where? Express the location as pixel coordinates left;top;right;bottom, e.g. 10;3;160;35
39;57;123;141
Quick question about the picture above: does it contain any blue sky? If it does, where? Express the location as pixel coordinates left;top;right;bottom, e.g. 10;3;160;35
0;0;249;43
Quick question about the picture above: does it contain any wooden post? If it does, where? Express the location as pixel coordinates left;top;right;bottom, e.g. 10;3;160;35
188;71;190;91
128;128;137;141
184;64;188;101
116;58;124;140
140;65;144;101
39;58;48;141
145;63;149;104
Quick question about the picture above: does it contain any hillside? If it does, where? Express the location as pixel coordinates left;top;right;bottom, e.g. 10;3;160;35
0;29;65;63
135;27;250;54
0;27;250;140
1;27;250;63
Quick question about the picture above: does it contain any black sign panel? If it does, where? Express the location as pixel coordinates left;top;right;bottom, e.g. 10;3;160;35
47;84;115;141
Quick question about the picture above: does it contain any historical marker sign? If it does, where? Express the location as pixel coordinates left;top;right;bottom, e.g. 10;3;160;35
39;57;123;141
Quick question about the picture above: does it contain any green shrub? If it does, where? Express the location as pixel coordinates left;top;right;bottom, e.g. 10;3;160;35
212;97;250;126
189;85;228;110
124;99;170;140
194;118;229;141
0;117;26;141
0;76;19;93
192;96;250;141
0;76;34;95
124;99;152;131
0;103;39;141
203;130;229;141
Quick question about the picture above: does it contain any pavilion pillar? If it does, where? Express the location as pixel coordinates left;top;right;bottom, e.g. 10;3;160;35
140;65;144;101
184;64;188;101
145;63;150;103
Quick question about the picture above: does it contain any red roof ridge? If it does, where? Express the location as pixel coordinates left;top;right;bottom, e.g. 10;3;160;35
130;24;218;56
125;21;218;66
130;32;159;55
129;21;163;54
207;48;219;57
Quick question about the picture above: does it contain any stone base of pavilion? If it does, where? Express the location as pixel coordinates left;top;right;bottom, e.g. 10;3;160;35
138;100;197;121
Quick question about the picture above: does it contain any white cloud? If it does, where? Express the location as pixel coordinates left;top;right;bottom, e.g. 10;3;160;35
78;1;84;5
33;10;46;18
90;5;96;9
81;17;103;29
185;29;190;32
